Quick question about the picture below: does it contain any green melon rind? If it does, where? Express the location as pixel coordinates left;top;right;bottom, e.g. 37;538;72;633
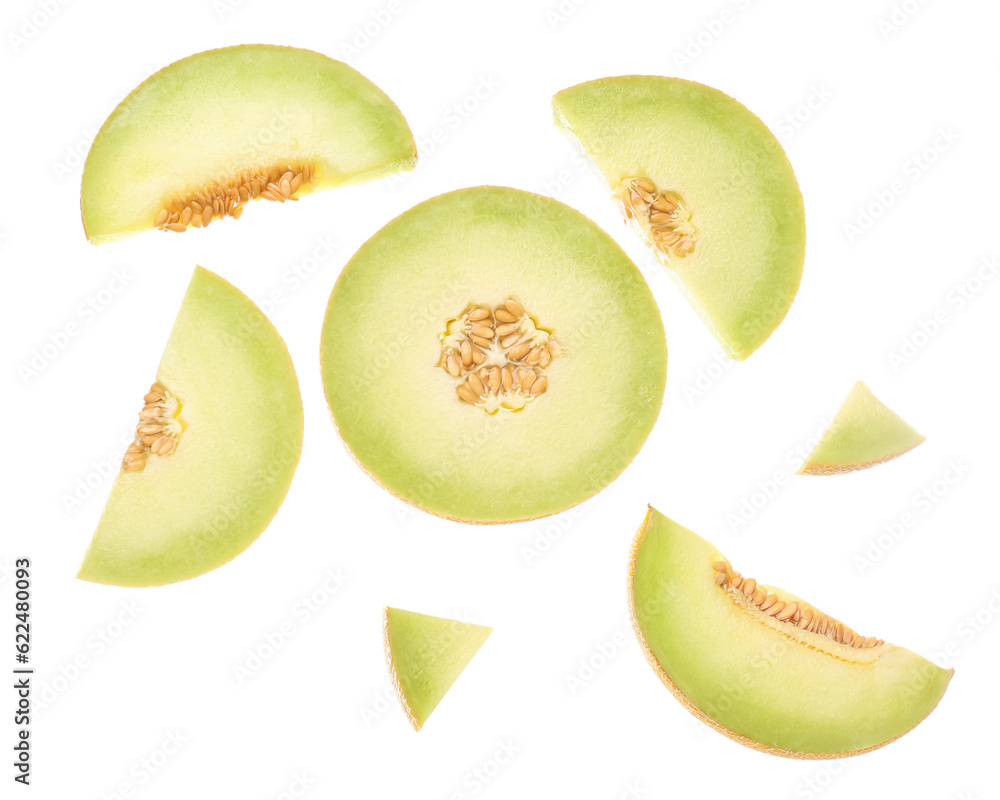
627;507;951;758
77;267;303;587
798;381;926;475
553;76;805;360
383;607;492;730
82;44;416;243
320;186;667;524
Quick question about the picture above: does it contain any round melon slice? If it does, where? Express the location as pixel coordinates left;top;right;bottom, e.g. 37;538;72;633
553;76;806;360
320;186;667;523
81;44;416;244
628;507;951;758
798;381;925;475
77;267;303;587
383;607;492;731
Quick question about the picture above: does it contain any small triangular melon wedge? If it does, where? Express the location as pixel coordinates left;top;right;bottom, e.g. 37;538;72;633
82;44;416;243
798;381;925;475
553;76;805;359
383;607;492;731
629;507;952;758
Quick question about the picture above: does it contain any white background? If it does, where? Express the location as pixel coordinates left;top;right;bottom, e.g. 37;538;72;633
2;0;998;798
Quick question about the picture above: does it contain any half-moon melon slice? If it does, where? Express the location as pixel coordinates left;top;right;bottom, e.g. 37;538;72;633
628;507;951;758
320;186;667;523
81;44;416;243
77;267;303;587
383;607;492;731
798;381;925;475
553;76;805;360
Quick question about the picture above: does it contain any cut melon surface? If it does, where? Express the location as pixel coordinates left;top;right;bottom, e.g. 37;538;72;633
77;267;303;587
553;76;805;360
82;44;416;243
383;607;492;731
628;507;951;758
320;186;667;523
798;381;925;475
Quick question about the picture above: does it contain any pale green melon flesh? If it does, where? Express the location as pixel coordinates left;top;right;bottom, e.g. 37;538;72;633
82;45;416;243
320;186;667;523
553;76;805;360
799;381;925;475
629;508;951;757
384;607;492;730
77;267;303;587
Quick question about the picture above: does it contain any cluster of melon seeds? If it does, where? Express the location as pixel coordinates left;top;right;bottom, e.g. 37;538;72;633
438;299;564;414
712;560;883;649
153;163;316;232
121;382;184;472
619;178;696;258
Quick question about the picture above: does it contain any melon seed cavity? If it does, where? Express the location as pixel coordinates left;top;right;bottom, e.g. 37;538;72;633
619;178;697;259
439;299;564;414
154;163;316;232
121;382;184;472
712;560;884;650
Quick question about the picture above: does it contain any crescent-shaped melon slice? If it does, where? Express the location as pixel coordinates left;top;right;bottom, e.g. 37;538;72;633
77;267;303;587
628;507;951;758
798;381;925;475
383;607;492;731
82;44;416;243
553;76;805;359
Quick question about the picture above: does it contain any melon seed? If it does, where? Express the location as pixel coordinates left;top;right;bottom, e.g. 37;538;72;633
711;560;883;650
120;382;184;473
438;298;564;415
154;162;316;233
619;177;697;259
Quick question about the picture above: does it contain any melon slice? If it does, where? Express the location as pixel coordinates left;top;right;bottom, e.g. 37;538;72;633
553;76;806;360
81;44;416;243
798;381;925;475
383;607;492;731
320;186;667;523
77;267;303;587
628;507;951;758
